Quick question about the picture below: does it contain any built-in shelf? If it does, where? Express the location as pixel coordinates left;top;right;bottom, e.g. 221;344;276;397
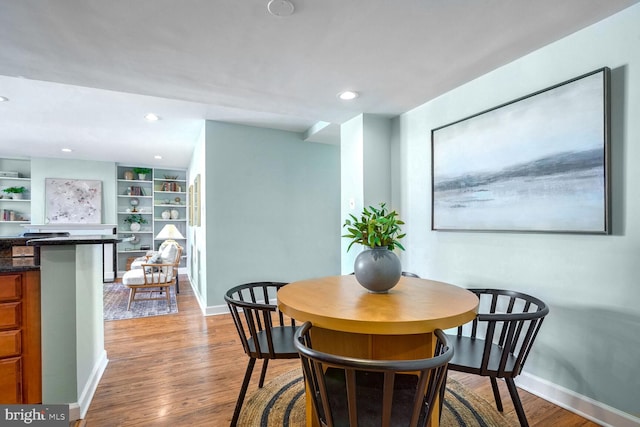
0;158;31;235
116;165;188;276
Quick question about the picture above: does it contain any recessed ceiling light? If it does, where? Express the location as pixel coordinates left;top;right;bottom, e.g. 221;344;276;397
267;0;295;16
154;155;162;160
61;148;72;153
338;91;359;101
145;113;160;122
0;96;9;102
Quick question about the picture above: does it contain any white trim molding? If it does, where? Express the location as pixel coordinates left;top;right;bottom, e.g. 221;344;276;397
206;303;231;316
517;372;640;427
76;350;109;420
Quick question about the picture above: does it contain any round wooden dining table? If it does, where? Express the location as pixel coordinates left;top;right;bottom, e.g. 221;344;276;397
278;274;479;427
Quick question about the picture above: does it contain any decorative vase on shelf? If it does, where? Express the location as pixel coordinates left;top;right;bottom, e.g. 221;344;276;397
170;209;179;219
161;210;171;219
353;247;402;293
124;171;134;180
130;222;141;232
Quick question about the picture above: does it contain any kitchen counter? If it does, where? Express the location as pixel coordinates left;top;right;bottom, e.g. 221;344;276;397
30;233;121;420
27;234;121;246
0;237;36;271
0;235;120;273
0;256;38;272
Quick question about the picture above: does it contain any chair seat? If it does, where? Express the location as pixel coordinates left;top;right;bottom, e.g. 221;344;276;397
246;326;298;358
323;368;427;427
122;269;172;286
448;335;518;377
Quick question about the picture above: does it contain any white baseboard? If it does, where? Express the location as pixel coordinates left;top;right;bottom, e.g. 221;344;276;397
517;372;640;427
73;350;109;420
183;273;230;316
205;303;229;316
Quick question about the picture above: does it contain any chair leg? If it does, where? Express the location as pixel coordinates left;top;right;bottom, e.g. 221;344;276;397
127;288;136;310
439;370;449;422
505;377;529;427
176;274;180;293
166;287;171;311
258;359;269;388
490;377;504;412
230;358;256;427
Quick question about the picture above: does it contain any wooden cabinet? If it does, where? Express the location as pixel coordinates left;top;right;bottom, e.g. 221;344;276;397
0;271;41;404
0;357;22;403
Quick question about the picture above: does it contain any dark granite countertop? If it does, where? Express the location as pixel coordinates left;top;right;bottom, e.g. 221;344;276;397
27;235;122;246
0;257;39;272
0;237;30;244
0;235;121;273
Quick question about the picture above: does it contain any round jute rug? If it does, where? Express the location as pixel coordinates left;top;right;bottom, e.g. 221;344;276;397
238;369;509;426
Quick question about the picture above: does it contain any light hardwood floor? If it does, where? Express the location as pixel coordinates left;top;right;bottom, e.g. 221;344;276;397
83;277;599;426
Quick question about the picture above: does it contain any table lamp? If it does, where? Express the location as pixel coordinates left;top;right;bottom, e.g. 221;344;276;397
155;224;184;243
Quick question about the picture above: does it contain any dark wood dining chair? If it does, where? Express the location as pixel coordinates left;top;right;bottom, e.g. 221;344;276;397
401;271;420;278
224;281;297;427
447;289;549;427
294;321;453;427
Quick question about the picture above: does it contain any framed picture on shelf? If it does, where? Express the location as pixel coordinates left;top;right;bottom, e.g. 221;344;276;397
431;67;610;234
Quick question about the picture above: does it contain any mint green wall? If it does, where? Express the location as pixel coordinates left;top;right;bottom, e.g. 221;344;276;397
74;243;105;405
30;158;116;224
340;115;365;272
187;125;207;306
40;246;78;403
39;243;106;418
340;114;394;273
362;115;392;205
203;121;341;307
395;4;640;417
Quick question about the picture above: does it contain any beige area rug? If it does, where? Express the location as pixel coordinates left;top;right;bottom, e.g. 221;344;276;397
238;369;509;426
103;282;178;321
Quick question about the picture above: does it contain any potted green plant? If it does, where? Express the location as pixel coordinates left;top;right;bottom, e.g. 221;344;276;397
2;186;27;200
133;167;152;180
342;203;406;293
123;213;148;232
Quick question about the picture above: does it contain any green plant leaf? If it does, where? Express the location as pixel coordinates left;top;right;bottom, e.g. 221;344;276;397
341;202;406;252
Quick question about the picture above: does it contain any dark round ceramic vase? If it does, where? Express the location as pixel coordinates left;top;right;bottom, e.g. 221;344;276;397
354;246;402;293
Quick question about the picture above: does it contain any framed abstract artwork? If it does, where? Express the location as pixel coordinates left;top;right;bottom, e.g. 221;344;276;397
45;178;103;223
431;67;610;234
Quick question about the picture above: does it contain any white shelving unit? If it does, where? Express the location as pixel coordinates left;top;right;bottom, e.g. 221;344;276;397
0;158;31;237
153;168;187;265
116;165;187;276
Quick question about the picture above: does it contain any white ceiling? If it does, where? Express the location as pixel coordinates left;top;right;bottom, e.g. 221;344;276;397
0;0;637;168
